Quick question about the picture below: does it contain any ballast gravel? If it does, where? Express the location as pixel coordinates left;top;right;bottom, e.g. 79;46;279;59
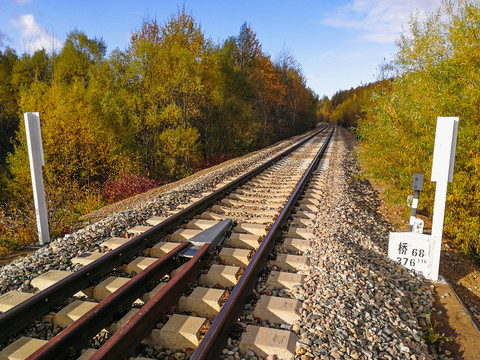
288;129;442;360
220;128;445;360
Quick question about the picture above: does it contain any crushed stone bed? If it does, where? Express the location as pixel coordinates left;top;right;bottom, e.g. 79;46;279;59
220;128;442;360
290;129;438;360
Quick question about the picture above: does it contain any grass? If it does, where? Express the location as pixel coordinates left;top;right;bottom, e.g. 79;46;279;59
423;314;451;349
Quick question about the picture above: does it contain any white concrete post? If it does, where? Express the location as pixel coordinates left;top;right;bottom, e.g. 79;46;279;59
430;117;459;281
24;112;50;244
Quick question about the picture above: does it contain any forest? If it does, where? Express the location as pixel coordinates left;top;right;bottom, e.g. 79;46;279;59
0;9;319;255
328;0;480;254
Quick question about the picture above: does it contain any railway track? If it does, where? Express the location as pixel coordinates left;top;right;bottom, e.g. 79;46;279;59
0;125;334;360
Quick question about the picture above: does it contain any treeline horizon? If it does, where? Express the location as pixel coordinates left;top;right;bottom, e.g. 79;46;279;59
0;8;319;254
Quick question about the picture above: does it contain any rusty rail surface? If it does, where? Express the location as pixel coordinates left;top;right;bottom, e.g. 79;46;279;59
28;219;233;360
26;241;190;360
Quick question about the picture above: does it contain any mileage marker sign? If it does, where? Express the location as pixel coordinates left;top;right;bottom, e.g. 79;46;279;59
388;232;435;279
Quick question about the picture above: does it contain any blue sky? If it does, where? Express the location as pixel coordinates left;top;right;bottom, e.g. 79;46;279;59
0;0;441;97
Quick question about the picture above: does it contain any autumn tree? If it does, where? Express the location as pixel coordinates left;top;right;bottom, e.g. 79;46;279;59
6;31;131;237
55;30;106;85
1;8;320;252
99;8;213;179
202;37;257;155
318;96;333;123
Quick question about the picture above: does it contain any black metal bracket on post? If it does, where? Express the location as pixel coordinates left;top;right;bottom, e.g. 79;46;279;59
409;174;424;232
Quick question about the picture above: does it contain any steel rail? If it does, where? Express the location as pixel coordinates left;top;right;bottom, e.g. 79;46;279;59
191;125;335;360
90;242;212;360
0;126;326;342
27;219;233;360
26;241;191;360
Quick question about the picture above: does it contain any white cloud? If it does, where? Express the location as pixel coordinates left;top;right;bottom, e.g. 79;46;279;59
11;14;63;53
322;0;442;43
15;0;33;3
0;31;11;48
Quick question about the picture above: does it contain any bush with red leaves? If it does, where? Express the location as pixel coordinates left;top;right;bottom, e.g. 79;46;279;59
199;153;236;170
102;173;163;204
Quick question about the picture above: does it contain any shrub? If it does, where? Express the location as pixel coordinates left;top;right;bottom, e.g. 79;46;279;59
102;173;162;203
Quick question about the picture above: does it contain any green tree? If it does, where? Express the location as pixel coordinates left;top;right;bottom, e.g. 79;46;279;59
55;30;106;85
0;48;19;159
6;31;129;236
0;48;20;202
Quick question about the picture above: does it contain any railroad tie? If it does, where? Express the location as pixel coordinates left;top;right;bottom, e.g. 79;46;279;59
272;254;310;272
71;252;105;266
266;271;306;289
252;295;302;324
199;211;227;221
169;228;203;242
290;217;315;227
238;326;297;360
99;237;131;250
303;189;322;200
177;287;225;318
224;233;261;249
30;270;72;291
0;291;34;313
143;314;207;350
230;215;272;225
127;225;153;237
285;227;314;240
108;308;139;333
30;269;90;297
53;300;97;327
298;197;320;206
218;248;252;267
280;238;312;253
123;257;157;275
92;276;142;305
146;216;168;226
234;223;267;236
297;202;318;212
293;210;316;220
198;264;241;287
146;241;179;257
184;219;219;230
141;282;167;302
0;337;47;360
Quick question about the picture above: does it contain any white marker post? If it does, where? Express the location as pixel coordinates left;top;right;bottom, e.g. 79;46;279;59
388;117;458;281
24;112;50;244
430;117;459;281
